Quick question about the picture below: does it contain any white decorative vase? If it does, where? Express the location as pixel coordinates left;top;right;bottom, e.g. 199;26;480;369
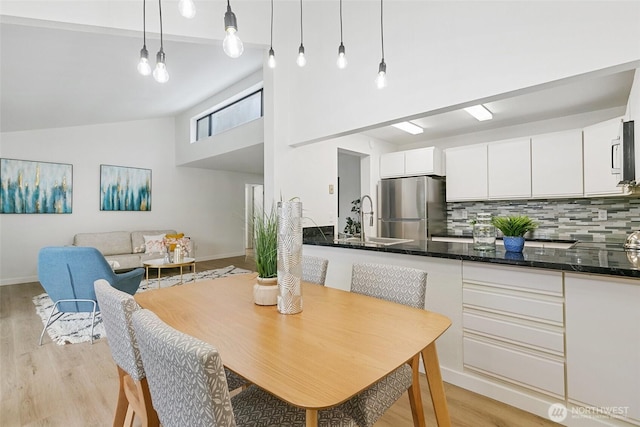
253;277;278;306
277;201;303;314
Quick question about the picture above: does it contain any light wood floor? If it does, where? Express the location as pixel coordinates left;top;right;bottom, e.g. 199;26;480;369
0;256;559;427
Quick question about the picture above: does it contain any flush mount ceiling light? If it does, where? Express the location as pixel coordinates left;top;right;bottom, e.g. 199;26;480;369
336;0;347;69
392;122;424;135
267;0;276;68
464;105;493;121
178;0;196;19
297;0;306;67
152;0;169;83
223;0;244;58
375;0;387;88
137;0;151;76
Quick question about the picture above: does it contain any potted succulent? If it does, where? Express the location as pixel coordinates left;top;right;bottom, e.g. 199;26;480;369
252;206;278;305
491;215;538;252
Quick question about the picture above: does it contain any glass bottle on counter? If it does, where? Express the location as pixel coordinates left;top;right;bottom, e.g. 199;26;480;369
473;213;496;250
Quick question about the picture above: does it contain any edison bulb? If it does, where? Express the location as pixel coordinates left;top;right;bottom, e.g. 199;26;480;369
178;0;196;18
223;29;244;58
337;44;347;69
267;48;276;69
153;62;169;83
137;57;151;76
297;45;306;67
375;61;387;89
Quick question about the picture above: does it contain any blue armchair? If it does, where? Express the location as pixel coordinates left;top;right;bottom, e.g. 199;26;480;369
37;246;145;345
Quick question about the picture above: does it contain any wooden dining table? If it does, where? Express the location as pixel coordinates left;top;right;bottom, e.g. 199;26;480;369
134;273;452;427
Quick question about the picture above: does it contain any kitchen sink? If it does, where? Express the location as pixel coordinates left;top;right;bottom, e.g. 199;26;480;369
334;236;414;246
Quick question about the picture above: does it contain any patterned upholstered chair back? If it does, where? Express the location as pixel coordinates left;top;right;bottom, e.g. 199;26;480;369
132;309;236;427
302;256;329;285
350;262;427;309
345;262;427;427
94;279;145;381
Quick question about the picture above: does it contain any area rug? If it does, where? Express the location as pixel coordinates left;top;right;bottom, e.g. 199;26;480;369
33;265;253;345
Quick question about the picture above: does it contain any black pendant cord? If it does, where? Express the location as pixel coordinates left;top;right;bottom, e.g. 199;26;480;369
142;0;147;47
380;0;384;62
270;0;274;48
300;0;304;46
158;0;164;51
339;0;344;44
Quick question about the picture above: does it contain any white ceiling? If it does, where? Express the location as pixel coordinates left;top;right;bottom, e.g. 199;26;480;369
1;18;636;175
0;19;265;133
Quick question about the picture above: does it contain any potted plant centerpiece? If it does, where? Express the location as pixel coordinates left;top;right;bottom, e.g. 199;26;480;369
252;206;279;305
492;215;538;253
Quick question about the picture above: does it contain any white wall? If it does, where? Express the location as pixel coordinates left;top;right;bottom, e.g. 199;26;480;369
275;133;395;238
0;118;262;285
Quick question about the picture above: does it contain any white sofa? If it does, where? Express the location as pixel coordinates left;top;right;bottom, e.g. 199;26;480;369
73;230;179;270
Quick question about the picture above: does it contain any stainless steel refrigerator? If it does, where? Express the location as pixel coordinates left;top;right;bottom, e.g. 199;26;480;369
377;176;446;241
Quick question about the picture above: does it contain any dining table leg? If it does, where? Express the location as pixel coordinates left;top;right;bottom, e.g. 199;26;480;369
421;342;451;427
305;408;318;427
407;353;427;427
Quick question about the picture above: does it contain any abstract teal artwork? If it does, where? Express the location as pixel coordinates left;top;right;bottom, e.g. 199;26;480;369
0;158;73;214
100;164;151;211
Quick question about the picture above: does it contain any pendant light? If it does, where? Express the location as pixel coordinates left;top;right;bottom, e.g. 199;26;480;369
267;0;276;68
223;0;244;58
296;0;306;67
137;0;151;76
375;0;387;89
178;0;196;19
153;0;169;83
336;0;347;69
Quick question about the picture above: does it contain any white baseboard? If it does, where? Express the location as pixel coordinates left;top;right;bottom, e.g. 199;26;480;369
0;275;39;286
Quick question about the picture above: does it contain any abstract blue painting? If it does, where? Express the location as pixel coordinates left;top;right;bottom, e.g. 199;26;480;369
100;164;151;211
0;158;73;214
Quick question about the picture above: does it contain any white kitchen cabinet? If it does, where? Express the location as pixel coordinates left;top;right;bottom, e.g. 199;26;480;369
531;129;583;198
462;262;565;398
405;147;444;176
445;144;488;201
379;151;405;178
488;137;531;199
380;147;443;178
565;273;640;424
583;117;626;196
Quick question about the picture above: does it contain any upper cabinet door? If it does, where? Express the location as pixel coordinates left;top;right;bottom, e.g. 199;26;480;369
379;152;405;178
531;129;583;198
405;147;444;176
488;138;531;200
583;117;625;196
445;144;488;201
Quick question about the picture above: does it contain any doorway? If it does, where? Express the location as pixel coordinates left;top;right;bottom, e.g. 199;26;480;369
337;151;362;236
244;184;264;258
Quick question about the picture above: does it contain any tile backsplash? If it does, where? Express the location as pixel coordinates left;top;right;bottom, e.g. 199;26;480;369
447;197;640;242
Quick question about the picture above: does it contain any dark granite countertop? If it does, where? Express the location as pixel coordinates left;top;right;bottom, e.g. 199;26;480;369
303;237;640;279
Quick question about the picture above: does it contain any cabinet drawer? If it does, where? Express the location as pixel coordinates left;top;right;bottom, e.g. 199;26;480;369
463;263;563;296
463;288;563;324
463;312;564;355
464;337;565;397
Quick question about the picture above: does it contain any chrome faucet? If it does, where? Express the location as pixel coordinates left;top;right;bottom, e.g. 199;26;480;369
360;195;374;243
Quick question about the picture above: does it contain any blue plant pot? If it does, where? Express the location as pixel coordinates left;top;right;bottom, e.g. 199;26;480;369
503;236;525;252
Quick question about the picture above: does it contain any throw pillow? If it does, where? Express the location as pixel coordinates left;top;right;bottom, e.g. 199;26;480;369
165;233;185;251
144;234;166;253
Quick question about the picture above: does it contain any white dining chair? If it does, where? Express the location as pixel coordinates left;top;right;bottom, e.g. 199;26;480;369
344;262;428;427
131;308;360;427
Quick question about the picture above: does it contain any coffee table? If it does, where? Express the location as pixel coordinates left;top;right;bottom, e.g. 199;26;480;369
143;257;196;288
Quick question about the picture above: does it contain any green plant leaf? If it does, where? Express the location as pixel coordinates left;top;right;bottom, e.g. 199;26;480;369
491;215;538;237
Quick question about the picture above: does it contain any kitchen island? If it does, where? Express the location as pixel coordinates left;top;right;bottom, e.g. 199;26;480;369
303;236;640;427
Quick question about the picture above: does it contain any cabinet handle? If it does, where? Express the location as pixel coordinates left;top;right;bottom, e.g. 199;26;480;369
611;137;621;174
